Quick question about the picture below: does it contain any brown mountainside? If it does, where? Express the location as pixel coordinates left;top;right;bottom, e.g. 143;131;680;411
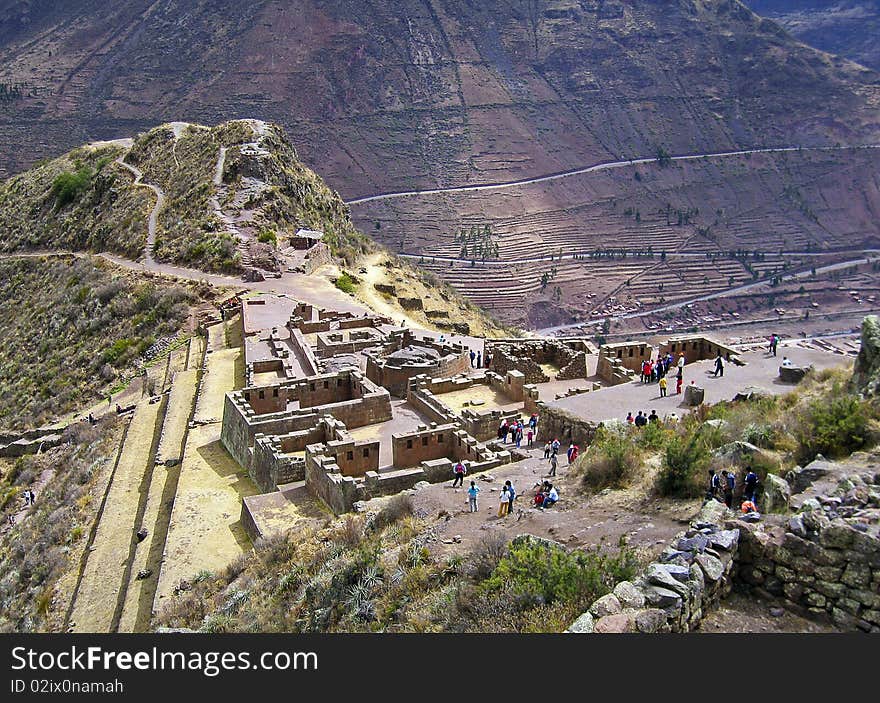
0;0;879;194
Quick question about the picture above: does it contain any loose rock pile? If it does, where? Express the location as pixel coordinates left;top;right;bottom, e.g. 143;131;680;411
567;501;739;633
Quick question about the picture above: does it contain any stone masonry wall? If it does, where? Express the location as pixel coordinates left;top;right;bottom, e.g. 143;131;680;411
734;513;880;632
568;501;740;633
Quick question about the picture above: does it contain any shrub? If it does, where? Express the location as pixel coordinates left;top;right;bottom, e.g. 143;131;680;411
334;273;356;294
658;433;710;498
580;424;641;489
795;395;873;463
51;167;93;207
257;228;277;246
480;538;640;610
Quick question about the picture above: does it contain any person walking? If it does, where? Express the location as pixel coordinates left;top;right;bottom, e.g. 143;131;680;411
497;485;510;517
569;444;579;464
527;428;534;447
722;470;735;508
551;438;560;456
676;369;683;395
566;443;575;463
548;452;558;477
467;481;480;513
713;353;724;378
659;376;667;397
452;460;467;488
744;468;759;503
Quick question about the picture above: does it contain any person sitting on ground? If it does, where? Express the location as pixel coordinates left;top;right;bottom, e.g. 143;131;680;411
634;411;648;428
542;484;559;509
533;482;545;508
741;499;758;514
626;411;634;424
648;410;659;423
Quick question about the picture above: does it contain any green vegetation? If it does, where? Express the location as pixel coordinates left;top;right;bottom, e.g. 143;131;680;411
0;145;149;258
157;505;641;633
50;166;94;208
334;272;357;294
0;257;198;429
257;228;277;246
0;420;121;632
575;366;878;500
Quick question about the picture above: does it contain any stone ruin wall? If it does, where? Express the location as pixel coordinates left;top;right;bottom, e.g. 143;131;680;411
535;402;599;446
734;512;880;632
567;501;740;633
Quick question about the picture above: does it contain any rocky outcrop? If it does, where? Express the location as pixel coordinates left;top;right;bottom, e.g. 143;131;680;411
761;473;791;514
567;501;739;634
853;315;880;396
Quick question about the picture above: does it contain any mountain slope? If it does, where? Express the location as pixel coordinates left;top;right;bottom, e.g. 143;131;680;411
0;0;878;192
745;1;880;71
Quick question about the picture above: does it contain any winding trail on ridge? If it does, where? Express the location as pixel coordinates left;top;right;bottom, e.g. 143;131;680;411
114;154;162;266
345;144;880;205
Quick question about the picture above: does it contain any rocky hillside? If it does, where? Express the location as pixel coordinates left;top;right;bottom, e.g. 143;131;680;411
746;1;880;71
0;119;371;273
0;255;203;430
0;0;878;191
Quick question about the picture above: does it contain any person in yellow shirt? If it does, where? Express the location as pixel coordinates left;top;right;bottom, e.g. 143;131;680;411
659;376;668;397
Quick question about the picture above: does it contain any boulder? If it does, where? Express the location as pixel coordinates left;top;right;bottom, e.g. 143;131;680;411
676;533;710;553
641;584;683;610
779;365;807;384
589;593;623;618
708;529;739;552
692;498;729;526
684;384;705;406
594;612;637;633
565;612;595;634
646;563;690;595
733;386;771;402
694;553;725;582
613;581;646;609
635;608;668;633
760;473;791;514
852;315;880;396
787;459;833;494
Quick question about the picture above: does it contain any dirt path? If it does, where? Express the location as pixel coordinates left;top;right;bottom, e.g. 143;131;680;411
67;397;165;632
113;157;162;266
346;144;880;204
0;466;54;537
153;320;258;613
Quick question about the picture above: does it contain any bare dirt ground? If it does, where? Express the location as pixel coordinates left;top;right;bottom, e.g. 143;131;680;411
699;591;839;633
371;445;700;563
